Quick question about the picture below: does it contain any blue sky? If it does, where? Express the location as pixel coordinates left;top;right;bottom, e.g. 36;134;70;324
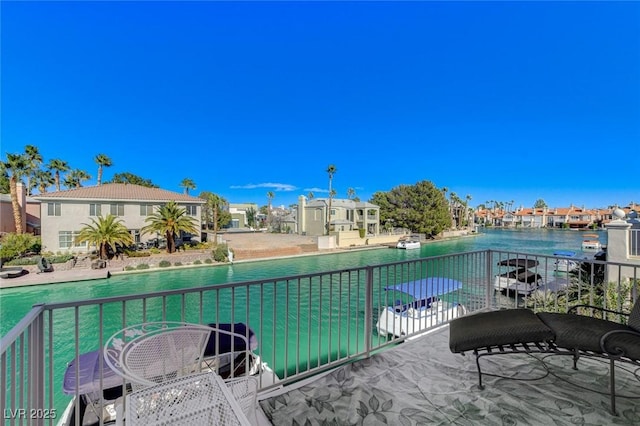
2;1;638;210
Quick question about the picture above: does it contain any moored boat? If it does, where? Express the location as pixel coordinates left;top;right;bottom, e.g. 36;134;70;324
494;258;544;295
396;239;420;249
553;250;581;273
581;234;601;250
376;277;465;337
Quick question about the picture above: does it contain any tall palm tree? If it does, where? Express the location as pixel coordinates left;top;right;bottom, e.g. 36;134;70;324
64;169;91;188
24;145;43;196
465;194;472;228
141;201;199;253
95;153;113;186
180;178;196;195
307;191;314;200
75;214;134;259
326;164;337;234
207;192;225;241
266;191;275;229
3;153;28;234
33;169;55;194
48;159;69;191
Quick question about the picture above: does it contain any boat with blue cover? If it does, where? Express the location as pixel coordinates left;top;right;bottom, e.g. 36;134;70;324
376;277;466;337
553;250;581;273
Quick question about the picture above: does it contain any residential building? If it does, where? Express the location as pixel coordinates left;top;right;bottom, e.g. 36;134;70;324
34;183;205;253
228;203;259;229
297;196;380;236
0;183;41;235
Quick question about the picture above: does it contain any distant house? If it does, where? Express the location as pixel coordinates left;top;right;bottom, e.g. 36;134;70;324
34;183;205;253
297;196;380;236
0;183;41;235
228;203;259;229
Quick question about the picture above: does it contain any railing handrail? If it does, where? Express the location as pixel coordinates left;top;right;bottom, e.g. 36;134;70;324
39;249;492;311
0;304;45;352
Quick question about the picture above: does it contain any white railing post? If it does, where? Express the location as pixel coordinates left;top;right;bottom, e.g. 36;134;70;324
28;305;45;426
485;250;493;309
364;265;374;357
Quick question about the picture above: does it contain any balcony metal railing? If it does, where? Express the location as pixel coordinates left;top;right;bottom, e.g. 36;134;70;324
1;249;639;426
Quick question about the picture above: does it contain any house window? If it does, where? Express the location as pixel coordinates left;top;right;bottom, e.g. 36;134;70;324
89;203;102;216
185;205;197;216
140;204;153;216
59;231;84;249
110;203;125;216
330;209;336;216
48;202;61;216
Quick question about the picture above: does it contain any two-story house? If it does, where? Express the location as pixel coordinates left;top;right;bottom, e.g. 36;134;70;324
297;196;380;236
34;183;205;253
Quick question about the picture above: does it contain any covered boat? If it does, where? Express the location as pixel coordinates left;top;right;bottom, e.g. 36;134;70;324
494;258;544;295
582;234;601;250
376;277;465;337
553;250;581;273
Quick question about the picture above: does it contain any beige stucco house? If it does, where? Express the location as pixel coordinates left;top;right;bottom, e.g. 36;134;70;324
228;203;259;229
297;196;380;236
34;184;205;253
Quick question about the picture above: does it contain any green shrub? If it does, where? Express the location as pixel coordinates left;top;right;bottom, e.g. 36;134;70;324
174;262;182;267
150;248;161;254
4;254;74;266
0;233;41;262
136;263;150;270
194;260;202;265
212;244;231;262
125;266;136;271
159;260;171;268
204;258;213;264
358;228;366;238
125;251;151;258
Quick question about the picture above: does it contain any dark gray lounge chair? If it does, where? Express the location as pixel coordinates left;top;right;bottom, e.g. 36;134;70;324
449;298;640;415
37;256;54;273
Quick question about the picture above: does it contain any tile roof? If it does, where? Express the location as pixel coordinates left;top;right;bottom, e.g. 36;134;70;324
32;184;205;203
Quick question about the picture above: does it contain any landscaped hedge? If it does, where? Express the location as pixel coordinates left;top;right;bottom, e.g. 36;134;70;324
124;251;151;257
3;254;75;266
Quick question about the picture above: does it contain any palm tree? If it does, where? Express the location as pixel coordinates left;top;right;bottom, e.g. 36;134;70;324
48;159;69;191
95;154;113;186
75;214;134;259
465;194;472;228
24;145;43;196
2;153;28;234
266;191;275;229
64;169;91;188
347;187;356;200
180;178;196;195
307;191;314;200
208;193;225;241
141;201;199;253
326;164;337;234
32;169;55;194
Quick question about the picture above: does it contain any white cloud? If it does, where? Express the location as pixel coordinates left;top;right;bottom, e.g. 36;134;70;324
230;182;297;191
303;187;328;193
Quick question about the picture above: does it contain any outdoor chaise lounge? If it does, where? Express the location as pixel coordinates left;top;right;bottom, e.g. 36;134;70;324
449;299;640;415
0;265;26;279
